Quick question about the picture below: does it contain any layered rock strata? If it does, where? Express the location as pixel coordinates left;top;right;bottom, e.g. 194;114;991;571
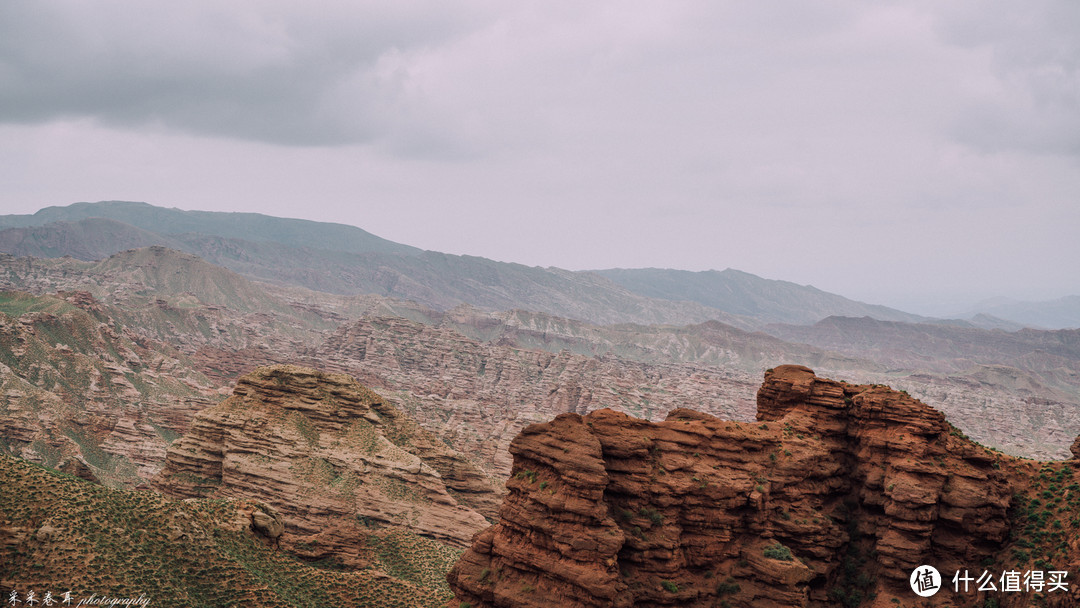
0;291;218;485
154;365;498;568
448;365;1040;608
315;316;758;476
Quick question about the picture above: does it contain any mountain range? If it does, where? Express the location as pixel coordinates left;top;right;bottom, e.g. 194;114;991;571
0;201;951;329
3;200;1080;607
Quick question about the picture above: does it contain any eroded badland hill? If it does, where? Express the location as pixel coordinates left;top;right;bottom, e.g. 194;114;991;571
153;365;499;560
3;245;1080;470
2;365;503;607
1;226;1080;607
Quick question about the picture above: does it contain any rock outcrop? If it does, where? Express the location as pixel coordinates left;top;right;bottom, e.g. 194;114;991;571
154;365;499;568
449;366;1070;608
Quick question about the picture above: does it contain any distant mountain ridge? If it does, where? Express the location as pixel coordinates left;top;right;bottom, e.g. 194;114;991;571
592;267;927;325
765;315;1080;377
962;295;1080;330
0;200;422;256
0;208;759;328
0;201;931;328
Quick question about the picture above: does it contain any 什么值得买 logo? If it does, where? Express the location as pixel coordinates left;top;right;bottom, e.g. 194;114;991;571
910;565;941;597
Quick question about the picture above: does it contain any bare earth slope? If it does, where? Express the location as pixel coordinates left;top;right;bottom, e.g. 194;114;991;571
0;216;758;327
3;245;1079;468
4;245;1080;468
593;267;926;325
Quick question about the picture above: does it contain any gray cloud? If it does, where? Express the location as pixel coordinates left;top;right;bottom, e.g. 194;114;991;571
7;0;1076;160
0;1;489;147
939;1;1080;155
0;1;1077;312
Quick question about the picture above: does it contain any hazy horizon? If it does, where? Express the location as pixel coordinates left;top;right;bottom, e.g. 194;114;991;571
1;2;1077;315
6;198;1077;320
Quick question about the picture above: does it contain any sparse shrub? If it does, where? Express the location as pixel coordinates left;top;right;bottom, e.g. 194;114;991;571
514;470;538;483
763;542;793;561
716;578;740;595
661;580;679;593
639;506;663;525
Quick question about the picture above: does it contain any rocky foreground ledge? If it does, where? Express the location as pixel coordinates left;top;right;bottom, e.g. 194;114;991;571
448;365;1080;608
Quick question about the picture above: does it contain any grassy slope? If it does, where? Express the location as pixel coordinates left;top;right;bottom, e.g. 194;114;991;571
0;454;459;608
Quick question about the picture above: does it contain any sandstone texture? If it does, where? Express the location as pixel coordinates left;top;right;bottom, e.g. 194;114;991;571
449;366;1076;608
153;365;499;568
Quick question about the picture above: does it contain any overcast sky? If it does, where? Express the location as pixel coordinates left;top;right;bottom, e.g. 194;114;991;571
1;1;1077;315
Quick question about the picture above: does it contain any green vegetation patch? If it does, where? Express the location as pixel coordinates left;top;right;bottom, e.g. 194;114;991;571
0;292;80;318
763;542;794;561
0;453;455;608
1007;463;1079;572
288;411;320;447
368;529;462;592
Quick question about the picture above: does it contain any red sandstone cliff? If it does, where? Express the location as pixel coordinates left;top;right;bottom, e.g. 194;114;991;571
448;365;1079;608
